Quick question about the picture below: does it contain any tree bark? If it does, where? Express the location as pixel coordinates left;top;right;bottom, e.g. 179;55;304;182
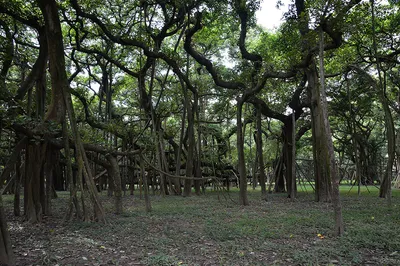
13;146;21;216
183;100;195;197
237;98;249;205
37;0;106;222
106;154;123;214
290;112;296;199
0;195;15;265
308;62;332;202
318;28;344;236
25;143;45;223
255;108;267;198
370;0;395;203
63;121;81;221
140;155;151;212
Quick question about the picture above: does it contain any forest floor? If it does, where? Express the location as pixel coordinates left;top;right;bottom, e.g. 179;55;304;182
3;185;400;266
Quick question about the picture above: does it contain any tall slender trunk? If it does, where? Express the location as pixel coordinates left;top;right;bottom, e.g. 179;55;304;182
63;120;81;221
174;95;186;195
140;155;151;212
194;92;202;195
184;100;195;197
290;112;296;199
255;108;267;198
318;28;344;236
237;98;249;205
14;143;22;216
370;0;395;203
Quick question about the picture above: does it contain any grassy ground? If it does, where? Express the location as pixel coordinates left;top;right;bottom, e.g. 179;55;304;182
3;185;400;265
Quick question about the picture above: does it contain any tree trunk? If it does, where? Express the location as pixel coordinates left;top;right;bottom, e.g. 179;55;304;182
37;0;105;222
0;121;15;265
194;92;202;195
44;145;56;215
255;108;267;198
140;155;151;212
370;0;395;203
237;98;249;205
0;195;15;265
106;154;123;214
183;100;195;197
308;63;332;202
25;143;44;223
274;155;285;193
318;29;344;236
290;112;296;199
13;145;22;216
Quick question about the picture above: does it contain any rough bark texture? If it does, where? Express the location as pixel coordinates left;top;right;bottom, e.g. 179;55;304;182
318;29;344;236
38;0;105;222
183;100;195;197
370;0;395;203
290;112;296;199
39;0;65;123
308;63;332;202
140;155;152;212
13;147;22;216
255;108;267;198
0;195;15;265
25;143;44;223
237;99;249;206
106;154;123;214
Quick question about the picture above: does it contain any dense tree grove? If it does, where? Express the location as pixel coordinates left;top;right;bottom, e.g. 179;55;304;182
0;0;399;263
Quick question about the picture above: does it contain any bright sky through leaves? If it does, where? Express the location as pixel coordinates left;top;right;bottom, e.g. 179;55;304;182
256;0;290;30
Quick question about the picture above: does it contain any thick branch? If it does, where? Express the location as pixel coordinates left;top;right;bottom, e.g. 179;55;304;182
184;12;245;90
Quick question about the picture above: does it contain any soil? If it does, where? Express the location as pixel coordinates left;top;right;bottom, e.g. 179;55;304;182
4;188;400;266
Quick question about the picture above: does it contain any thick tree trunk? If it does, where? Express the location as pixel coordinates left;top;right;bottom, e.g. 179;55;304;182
38;0;105;222
308;64;332;202
106;154;123;214
318;29;344;236
25;143;47;223
274;155;285;193
237;99;249;205
282;118;297;198
0;122;15;265
0;195;15;265
25;143;44;223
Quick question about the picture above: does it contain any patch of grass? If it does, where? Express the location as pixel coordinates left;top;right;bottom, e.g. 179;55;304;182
4;186;400;265
144;254;181;266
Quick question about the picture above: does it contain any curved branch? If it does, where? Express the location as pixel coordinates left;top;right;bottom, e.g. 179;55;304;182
237;5;262;66
247;97;288;123
15;29;48;100
70;0;197;93
0;19;14;100
184;12;245;90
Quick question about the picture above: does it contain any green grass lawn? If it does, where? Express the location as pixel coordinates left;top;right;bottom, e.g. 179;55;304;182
4;185;400;265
